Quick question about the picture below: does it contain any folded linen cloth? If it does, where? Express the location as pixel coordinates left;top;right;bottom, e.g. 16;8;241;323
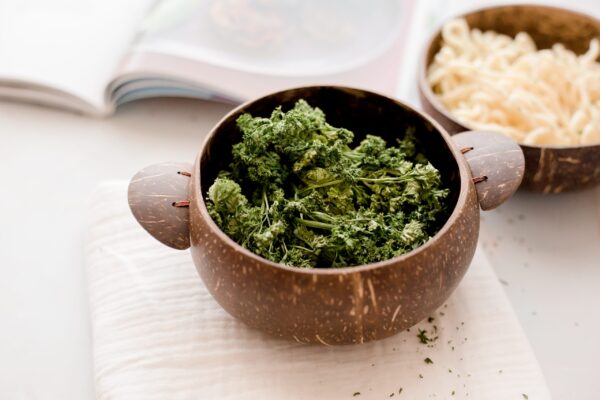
85;182;550;400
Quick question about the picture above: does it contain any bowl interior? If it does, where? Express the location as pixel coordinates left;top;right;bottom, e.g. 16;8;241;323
199;86;461;234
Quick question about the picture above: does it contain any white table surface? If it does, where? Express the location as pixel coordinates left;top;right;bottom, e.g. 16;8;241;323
0;98;598;400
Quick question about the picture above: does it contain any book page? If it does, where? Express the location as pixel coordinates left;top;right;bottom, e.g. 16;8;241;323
0;0;154;113
111;0;411;103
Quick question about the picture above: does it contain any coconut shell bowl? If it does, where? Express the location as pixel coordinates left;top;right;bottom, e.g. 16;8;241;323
418;4;600;193
127;86;524;345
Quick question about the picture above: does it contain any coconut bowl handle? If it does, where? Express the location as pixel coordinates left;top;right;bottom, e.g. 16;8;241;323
452;131;525;210
128;162;193;250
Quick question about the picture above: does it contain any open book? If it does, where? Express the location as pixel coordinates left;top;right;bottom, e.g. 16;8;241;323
0;0;415;116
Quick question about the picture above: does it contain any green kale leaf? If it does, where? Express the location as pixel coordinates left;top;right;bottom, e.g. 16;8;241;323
206;100;449;268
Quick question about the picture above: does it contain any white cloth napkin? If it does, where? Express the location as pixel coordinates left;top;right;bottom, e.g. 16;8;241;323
85;182;550;400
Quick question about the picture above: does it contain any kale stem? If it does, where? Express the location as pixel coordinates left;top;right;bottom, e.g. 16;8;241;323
382;168;408;176
360;180;375;190
343;151;364;162
298;179;344;194
293;188;304;219
295;218;334;230
358;176;411;183
263;190;271;226
291;244;313;252
310;211;336;223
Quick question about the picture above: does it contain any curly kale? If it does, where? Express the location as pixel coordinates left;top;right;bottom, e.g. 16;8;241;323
205;100;449;268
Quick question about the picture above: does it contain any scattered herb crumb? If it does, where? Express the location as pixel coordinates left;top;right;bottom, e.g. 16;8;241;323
417;329;430;344
424;357;433;364
498;370;503;374
452;391;455;396
419;374;424;379
399;388;403;394
390;393;395;397
353;392;361;397
448;368;453;373
417;328;438;344
428;316;435;323
522;395;528;399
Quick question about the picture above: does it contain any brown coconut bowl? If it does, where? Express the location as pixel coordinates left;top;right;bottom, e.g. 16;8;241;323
127;86;524;345
418;4;600;193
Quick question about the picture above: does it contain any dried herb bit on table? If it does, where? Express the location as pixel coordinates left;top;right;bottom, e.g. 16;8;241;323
206;100;449;268
417;329;434;344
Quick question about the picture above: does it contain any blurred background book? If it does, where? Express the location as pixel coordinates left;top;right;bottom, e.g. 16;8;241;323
0;0;597;115
0;0;414;115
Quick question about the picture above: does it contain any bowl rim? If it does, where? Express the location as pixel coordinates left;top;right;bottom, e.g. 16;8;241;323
191;85;473;275
417;3;600;151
